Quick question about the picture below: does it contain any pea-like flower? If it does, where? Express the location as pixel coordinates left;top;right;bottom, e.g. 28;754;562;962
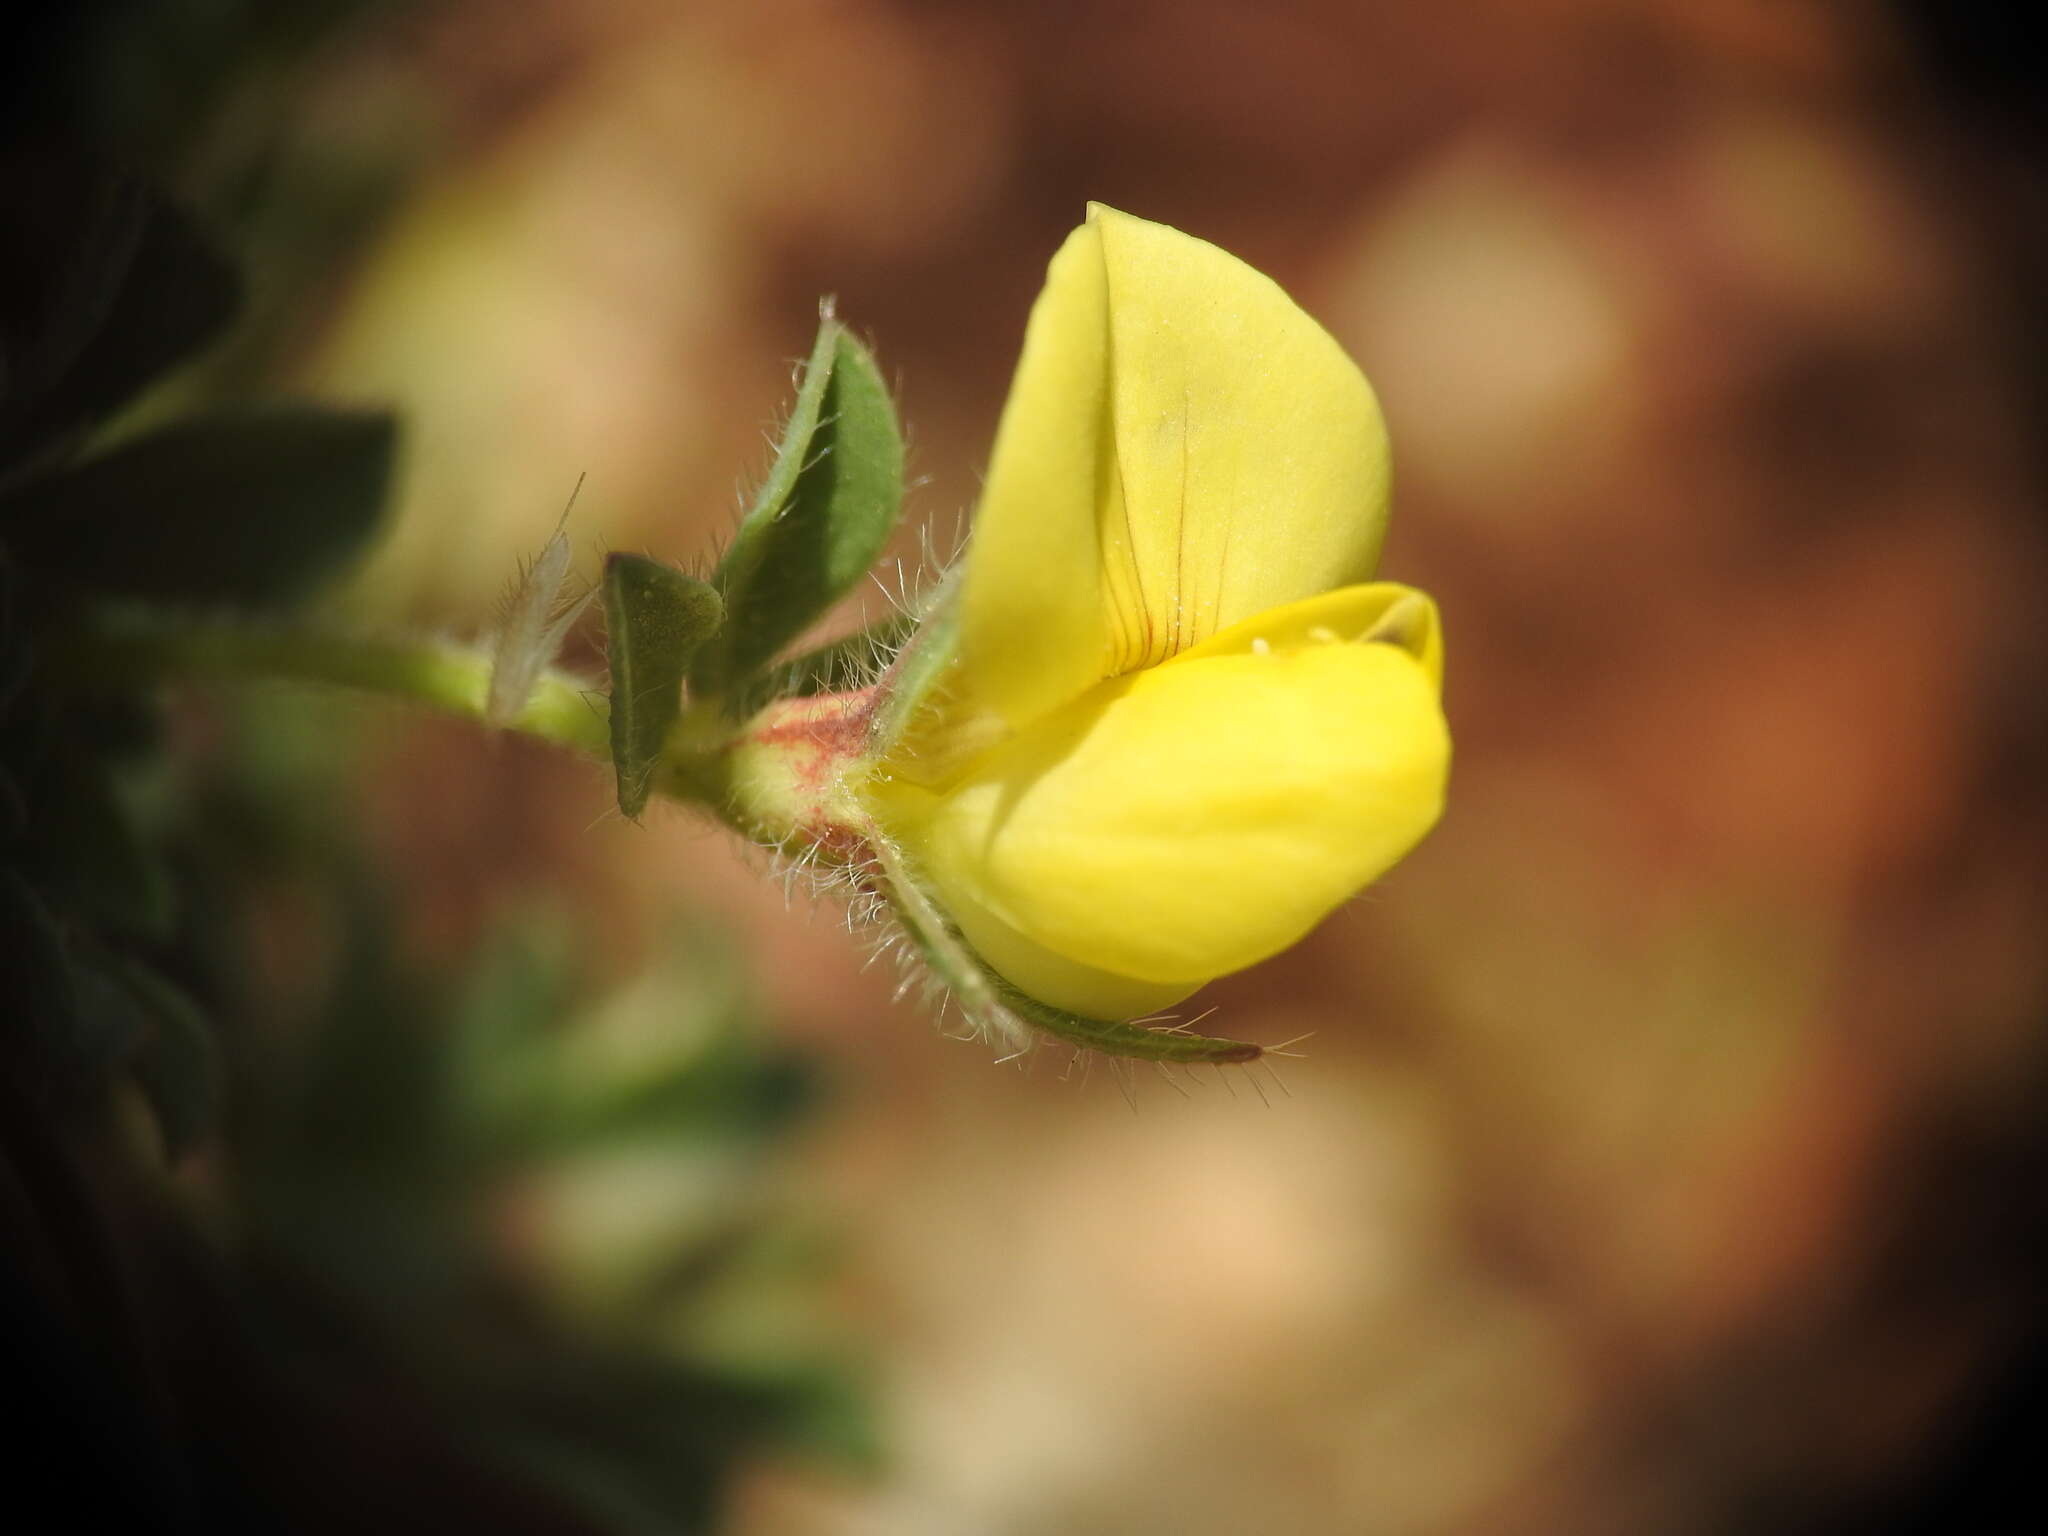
80;195;1441;1065
852;205;1450;1042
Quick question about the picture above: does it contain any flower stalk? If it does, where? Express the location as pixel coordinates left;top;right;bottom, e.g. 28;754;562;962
63;609;613;759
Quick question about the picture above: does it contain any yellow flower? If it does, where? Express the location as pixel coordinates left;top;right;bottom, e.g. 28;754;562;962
862;205;1449;1023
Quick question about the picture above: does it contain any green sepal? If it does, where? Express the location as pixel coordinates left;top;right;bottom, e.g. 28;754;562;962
695;311;904;699
870;830;1261;1066
727;610;916;720
988;974;1260;1065
0;407;397;605
603;553;723;819
867;566;960;752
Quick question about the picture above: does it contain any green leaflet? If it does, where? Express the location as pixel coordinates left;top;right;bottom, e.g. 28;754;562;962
694;312;905;700
724;610;918;722
604;554;722;819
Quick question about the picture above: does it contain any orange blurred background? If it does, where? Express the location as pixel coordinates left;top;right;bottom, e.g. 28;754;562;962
135;2;2048;1530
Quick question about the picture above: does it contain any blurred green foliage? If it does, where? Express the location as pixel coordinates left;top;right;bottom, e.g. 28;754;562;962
1;139;867;1532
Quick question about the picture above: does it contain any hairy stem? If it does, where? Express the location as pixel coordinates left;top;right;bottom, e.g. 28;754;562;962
65;609;613;759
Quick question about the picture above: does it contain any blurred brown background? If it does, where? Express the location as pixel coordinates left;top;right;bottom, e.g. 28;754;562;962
55;1;2048;1531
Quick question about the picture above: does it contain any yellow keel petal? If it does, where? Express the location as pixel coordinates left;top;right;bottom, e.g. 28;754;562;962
876;623;1448;1010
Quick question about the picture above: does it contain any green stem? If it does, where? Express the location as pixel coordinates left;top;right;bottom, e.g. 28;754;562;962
66;610;613;759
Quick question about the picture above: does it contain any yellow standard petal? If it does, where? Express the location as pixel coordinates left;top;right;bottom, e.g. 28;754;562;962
909;205;1392;780
871;586;1449;1018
